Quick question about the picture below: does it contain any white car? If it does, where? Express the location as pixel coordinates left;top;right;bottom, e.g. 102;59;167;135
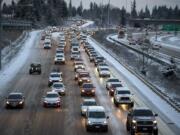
44;39;51;49
54;54;65;64
97;63;108;72
71;52;80;60
86;106;109;132
51;82;65;95
48;72;63;86
113;87;134;108
81;98;97;116
98;67;110;77
74;61;85;71
43;92;61;108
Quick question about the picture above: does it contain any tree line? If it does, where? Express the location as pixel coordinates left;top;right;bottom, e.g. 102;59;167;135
1;0;180;26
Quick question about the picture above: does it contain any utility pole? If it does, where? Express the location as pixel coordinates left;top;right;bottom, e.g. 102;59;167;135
107;0;110;28
0;0;2;70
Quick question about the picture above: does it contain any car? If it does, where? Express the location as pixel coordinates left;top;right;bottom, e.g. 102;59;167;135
29;63;41;74
89;53;98;62
98;67;111;77
108;82;123;96
94;56;105;66
5;92;25;109
43;38;51;49
74;61;85;71
48;72;63;87
74;68;86;80
97;62;108;72
54;54;65;64
106;78;120;89
81;98;97;116
51;82;65;95
56;49;64;55
80;83;95;96
43;92;61;108
73;57;83;65
126;108;158;135
77;71;91;85
71;52;80;60
85;106;109;132
113;87;134;108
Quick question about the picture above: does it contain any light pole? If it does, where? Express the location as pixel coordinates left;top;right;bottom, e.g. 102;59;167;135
0;0;2;70
107;0;110;27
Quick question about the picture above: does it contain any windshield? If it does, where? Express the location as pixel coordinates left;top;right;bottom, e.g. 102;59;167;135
83;101;96;106
46;94;59;98
112;84;122;87
51;74;60;78
108;79;119;82
83;84;94;88
8;94;23;99
101;68;109;71
117;90;130;94
53;84;63;88
89;111;106;118
72;52;79;55
80;74;89;77
133;110;153;116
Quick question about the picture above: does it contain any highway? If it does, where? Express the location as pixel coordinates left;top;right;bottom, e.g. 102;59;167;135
0;30;178;135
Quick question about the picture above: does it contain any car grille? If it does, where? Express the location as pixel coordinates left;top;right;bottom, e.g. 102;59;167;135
120;97;130;100
137;121;153;125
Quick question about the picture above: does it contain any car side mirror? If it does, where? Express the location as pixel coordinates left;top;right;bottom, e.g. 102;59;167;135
106;116;109;119
154;114;158;117
127;113;131;117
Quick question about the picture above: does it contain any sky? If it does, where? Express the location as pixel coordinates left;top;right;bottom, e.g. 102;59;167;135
3;0;180;12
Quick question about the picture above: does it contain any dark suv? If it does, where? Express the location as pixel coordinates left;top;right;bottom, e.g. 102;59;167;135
126;108;158;135
5;92;25;109
29;63;41;74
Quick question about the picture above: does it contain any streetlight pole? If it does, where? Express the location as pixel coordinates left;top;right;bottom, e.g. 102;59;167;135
0;0;2;70
107;0;110;28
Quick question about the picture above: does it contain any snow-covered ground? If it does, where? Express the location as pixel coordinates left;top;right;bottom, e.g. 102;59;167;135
0;31;41;94
79;20;94;28
87;36;180;129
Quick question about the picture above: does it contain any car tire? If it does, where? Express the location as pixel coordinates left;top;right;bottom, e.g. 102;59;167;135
86;127;90;132
154;130;158;135
130;129;135;135
126;122;130;131
114;99;118;107
29;71;32;74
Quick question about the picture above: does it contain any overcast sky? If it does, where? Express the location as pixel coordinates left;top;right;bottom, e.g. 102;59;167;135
4;0;180;12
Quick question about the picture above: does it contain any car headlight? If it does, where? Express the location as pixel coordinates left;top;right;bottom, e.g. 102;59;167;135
79;79;82;82
132;120;136;124
103;120;107;124
49;79;52;82
87;79;90;82
91;89;95;93
153;120;157;124
82;108;87;112
110;89;114;92
6;101;9;104
19;101;23;104
82;89;85;92
44;101;48;103
88;120;92;124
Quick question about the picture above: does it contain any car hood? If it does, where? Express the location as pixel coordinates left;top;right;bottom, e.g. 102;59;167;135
116;94;131;98
49;77;62;81
88;118;106;124
134;116;155;121
52;87;65;91
81;77;90;80
44;97;60;102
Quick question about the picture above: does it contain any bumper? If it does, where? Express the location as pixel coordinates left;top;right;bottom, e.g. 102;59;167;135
81;92;95;96
54;61;65;64
43;102;60;108
86;124;108;131
99;74;110;77
133;126;158;133
6;103;24;108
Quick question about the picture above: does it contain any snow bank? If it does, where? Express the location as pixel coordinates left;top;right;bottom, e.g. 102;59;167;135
0;31;40;93
80;20;94;28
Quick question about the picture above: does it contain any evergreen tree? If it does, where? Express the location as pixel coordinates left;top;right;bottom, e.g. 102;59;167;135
145;5;150;18
131;0;137;18
77;1;83;16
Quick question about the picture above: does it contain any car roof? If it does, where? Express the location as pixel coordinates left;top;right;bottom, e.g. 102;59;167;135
83;98;96;102
88;106;105;112
115;87;130;91
47;91;59;95
9;92;23;95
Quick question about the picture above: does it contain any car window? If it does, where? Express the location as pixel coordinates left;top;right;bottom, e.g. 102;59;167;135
8;94;23;99
51;74;60;77
117;90;130;94
112;83;122;87
83;84;93;88
53;84;63;88
83;101;96;106
89;111;105;118
133;110;153;116
46;94;59;98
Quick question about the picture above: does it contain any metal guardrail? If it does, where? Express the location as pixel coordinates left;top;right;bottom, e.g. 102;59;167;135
1;20;32;29
90;37;180;112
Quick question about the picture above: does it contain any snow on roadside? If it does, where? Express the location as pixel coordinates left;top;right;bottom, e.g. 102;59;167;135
0;31;41;93
87;37;180;129
79;20;94;28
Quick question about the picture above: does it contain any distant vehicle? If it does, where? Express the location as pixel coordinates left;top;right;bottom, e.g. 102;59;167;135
77;71;91;85
161;66;175;77
113;87;134;108
108;82;123;96
118;30;125;38
48;72;63;87
86;106;109;132
80;83;95;96
126;108;158;135
106;78;120;89
94;56;105;66
74;69;86;80
97;62;108;72
29;63;41;74
98;67;111;78
43;92;61;108
80;98;97;116
129;39;136;45
51;82;65;95
54;54;65;64
44;38;51;49
70;52;80;60
6;92;25;109
74;61;85;71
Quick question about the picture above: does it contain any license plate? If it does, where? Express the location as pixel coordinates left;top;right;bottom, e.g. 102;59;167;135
142;127;148;131
95;126;100;128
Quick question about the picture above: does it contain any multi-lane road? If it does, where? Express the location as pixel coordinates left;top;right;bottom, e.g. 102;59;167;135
0;30;179;135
